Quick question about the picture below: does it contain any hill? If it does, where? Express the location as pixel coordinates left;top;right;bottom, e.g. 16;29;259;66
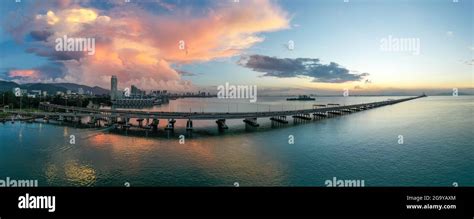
0;80;109;95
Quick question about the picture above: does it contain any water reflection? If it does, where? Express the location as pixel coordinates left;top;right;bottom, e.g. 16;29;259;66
63;127;69;137
1;96;472;186
85;132;287;186
44;164;59;185
64;160;96;186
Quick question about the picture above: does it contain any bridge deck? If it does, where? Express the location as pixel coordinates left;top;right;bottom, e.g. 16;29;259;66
4;96;424;120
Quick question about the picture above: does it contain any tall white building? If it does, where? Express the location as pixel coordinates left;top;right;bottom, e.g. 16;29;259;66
111;75;118;100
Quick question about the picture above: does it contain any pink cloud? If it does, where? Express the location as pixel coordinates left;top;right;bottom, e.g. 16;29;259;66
6;0;290;91
9;69;40;78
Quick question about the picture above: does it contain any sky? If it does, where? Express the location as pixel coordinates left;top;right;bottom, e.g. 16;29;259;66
0;0;472;95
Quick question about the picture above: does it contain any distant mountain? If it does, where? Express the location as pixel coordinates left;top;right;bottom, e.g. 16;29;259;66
22;83;67;94
53;83;109;95
0;80;109;95
0;81;20;92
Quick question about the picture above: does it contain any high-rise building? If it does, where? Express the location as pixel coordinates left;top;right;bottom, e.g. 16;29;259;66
111;75;118;100
131;85;146;97
131;85;138;97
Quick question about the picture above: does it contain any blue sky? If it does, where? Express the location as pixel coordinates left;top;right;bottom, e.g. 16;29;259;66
0;0;472;94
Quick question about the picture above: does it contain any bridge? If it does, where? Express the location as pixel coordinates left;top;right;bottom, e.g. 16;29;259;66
2;95;425;132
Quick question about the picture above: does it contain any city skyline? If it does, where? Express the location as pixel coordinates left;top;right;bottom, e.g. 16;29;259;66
0;0;472;95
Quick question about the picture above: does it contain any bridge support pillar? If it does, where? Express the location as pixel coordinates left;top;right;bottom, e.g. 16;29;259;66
151;119;159;132
216;119;228;131
74;116;81;125
106;117;113;126
165;119;175;138
270;116;288;127
341;109;352;114
243;118;259;129
122;117;131;130
313;112;327;119
186;119;193;136
165;119;176;131
137;118;144;128
88;117;97;127
292;114;311;123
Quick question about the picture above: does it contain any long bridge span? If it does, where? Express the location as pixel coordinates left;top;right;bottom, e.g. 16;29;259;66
2;95;425;131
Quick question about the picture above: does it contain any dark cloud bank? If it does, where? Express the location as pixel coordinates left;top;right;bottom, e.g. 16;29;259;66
238;55;369;83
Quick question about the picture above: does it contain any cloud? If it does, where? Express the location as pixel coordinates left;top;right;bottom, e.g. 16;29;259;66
26;46;85;61
3;0;290;90
238;55;369;83
9;69;40;79
3;62;67;83
177;70;199;77
156;0;176;11
30;30;53;41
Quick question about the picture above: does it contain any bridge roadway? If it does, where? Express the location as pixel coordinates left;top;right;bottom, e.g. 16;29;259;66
3;96;424;121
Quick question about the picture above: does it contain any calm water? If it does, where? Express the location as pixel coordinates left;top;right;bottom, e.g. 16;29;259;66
0;96;472;186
